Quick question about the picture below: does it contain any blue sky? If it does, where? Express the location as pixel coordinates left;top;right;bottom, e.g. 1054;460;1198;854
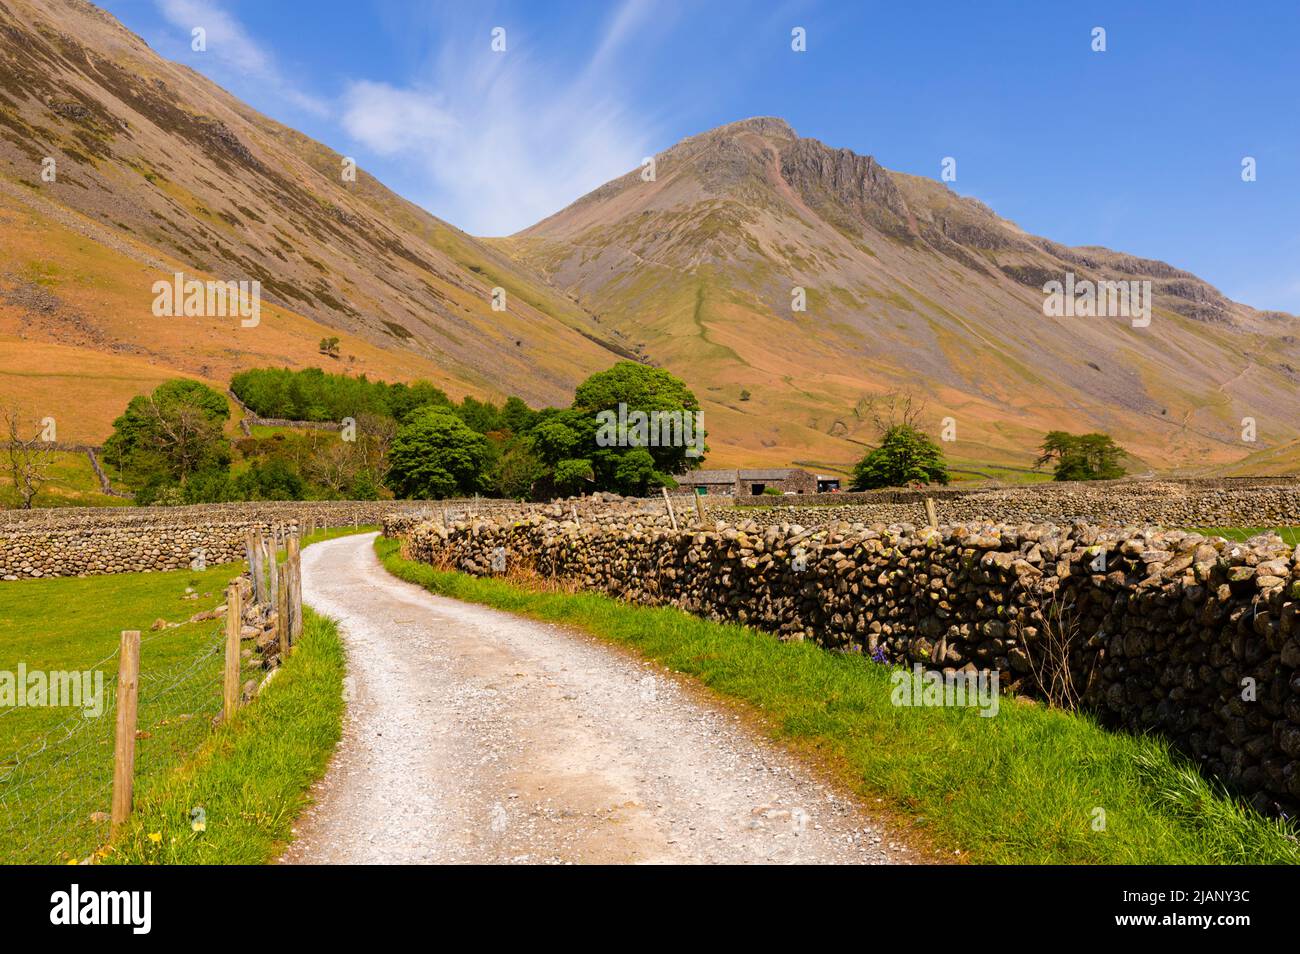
101;0;1300;312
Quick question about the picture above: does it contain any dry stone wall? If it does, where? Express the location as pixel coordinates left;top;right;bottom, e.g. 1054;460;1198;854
726;478;1300;528
389;505;1300;815
0;500;460;579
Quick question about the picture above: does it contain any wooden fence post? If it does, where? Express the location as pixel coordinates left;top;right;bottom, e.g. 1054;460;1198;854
224;583;242;721
287;533;303;643
662;487;678;531
251;531;267;605
277;574;290;659
693;489;705;524
265;536;279;611
243;529;258;598
924;497;938;529
110;630;141;834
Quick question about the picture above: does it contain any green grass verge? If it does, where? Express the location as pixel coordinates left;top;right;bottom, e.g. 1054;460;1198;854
375;536;1300;865
105;608;344;864
1196;527;1300;546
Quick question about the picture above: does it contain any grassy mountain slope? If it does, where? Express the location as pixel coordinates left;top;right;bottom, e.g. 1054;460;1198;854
0;0;631;441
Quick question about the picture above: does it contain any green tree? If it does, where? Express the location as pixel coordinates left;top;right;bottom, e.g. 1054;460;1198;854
529;412;590;467
492;440;548;499
850;424;950;490
1037;431;1127;481
500;396;535;434
551;458;595;496
611;447;667;496
455;395;504;433
104;379;231;491
572;361;704;490
387;406;492;499
236;459;307;500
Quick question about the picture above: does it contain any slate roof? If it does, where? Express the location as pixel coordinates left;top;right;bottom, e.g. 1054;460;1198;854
676;468;809;483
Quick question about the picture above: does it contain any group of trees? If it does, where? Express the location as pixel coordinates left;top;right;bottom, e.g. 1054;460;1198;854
84;370;1132;507
846;394;1127;490
106;362;706;505
101;377;402;504
384;362;703;499
232;367;452;423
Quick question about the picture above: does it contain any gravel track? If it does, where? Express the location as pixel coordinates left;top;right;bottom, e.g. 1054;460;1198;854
279;533;913;865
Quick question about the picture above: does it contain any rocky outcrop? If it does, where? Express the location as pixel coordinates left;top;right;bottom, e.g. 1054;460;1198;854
778;136;913;240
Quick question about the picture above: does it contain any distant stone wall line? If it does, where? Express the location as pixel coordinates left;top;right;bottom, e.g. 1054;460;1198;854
0;500;511;579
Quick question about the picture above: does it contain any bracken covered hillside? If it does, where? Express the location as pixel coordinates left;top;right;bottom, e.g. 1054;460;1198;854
0;0;630;442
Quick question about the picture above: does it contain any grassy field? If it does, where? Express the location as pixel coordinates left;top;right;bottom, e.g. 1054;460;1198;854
106;609;343;864
0;559;247;863
0;450;128;508
0;529;360;864
376;536;1300;865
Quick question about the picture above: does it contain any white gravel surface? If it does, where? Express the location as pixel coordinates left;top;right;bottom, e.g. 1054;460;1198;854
279;532;914;865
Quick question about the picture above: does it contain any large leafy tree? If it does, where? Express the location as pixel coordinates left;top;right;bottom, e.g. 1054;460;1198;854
850;424;950;490
1037;431;1127;481
525;410;597;497
387;406;492;499
571;361;704;492
104;379;231;492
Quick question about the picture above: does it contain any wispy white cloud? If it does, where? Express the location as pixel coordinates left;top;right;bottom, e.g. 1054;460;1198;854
155;0;329;117
340;0;669;235
338;82;457;157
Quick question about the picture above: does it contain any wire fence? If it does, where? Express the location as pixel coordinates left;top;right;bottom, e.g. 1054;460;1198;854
0;623;234;864
0;527;302;864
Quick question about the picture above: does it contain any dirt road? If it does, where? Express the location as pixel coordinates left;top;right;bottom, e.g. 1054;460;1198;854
279;533;912;865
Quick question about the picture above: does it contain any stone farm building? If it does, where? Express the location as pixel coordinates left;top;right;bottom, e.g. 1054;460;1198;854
675;468;840;496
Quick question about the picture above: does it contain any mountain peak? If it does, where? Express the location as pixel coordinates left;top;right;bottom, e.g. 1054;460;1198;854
510;117;1299;473
703;116;797;141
